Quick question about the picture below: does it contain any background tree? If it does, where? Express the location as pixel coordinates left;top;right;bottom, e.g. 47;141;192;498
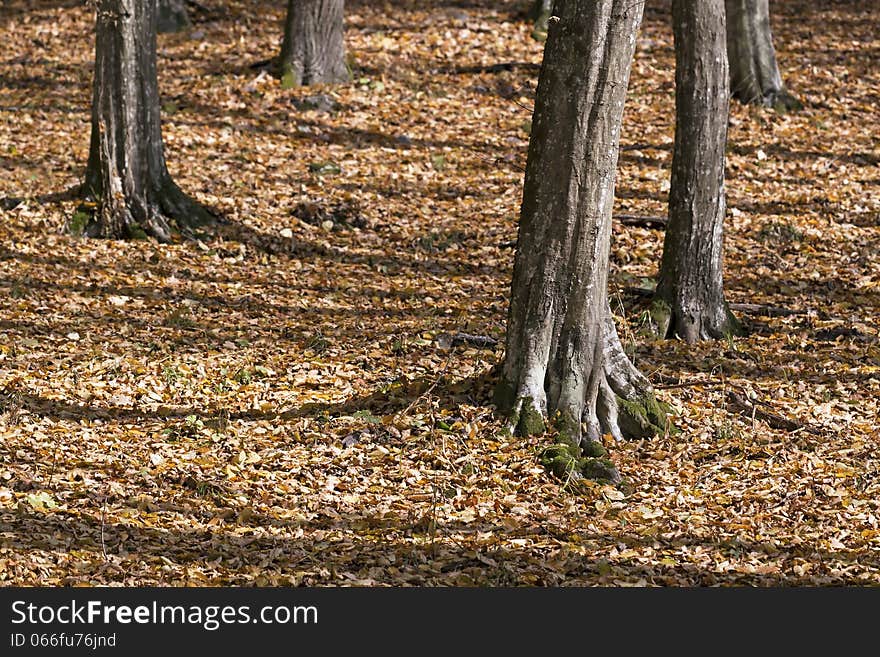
531;0;553;40
157;0;190;33
725;0;801;110
652;0;742;342
82;0;212;240
279;0;349;87
496;0;668;483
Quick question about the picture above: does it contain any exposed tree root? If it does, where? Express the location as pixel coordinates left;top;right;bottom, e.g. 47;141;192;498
496;307;672;485
78;179;214;242
650;297;745;344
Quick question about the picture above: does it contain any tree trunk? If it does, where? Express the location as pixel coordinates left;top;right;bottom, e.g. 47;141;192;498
725;0;801;110
496;0;668;483
157;0;190;33
531;0;553;40
653;0;742;343
279;0;349;86
82;0;212;241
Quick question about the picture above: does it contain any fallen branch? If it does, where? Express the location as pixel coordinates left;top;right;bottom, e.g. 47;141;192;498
622;288;807;319
624;286;654;298
615;214;668;228
727;391;822;435
655;379;729;390
728;303;805;318
436;332;498;350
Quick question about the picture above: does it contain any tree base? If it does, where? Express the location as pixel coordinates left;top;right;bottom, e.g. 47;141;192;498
77;179;215;242
767;89;803;113
496;377;671;485
650;297;745;344
276;61;351;89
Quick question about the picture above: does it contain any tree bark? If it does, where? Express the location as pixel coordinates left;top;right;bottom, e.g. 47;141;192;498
157;0;190;33
279;0;349;86
725;0;801;110
82;0;212;241
497;0;668;482
653;0;742;343
531;0;553;40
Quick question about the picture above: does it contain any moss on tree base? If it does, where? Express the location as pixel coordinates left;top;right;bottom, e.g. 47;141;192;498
540;442;621;484
516;397;546;437
617;393;673;439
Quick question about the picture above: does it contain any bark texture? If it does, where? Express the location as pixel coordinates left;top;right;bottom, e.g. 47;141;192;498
725;0;801;110
497;0;667;481
157;0;190;33
83;0;212;241
279;0;349;86
654;0;741;343
531;0;553;40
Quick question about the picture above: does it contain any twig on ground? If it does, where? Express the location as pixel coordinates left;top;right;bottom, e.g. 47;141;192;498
437;332;498;350
727;390;822;435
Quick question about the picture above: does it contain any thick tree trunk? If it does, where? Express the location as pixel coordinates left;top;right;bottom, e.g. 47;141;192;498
725;0;801;110
497;1;667;483
82;0;212;241
157;0;190;33
653;0;741;343
279;0;349;86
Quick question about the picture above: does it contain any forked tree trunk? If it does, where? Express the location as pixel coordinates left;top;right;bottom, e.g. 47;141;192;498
83;0;212;241
496;1;668;482
653;0;742;343
279;0;349;86
157;0;190;33
725;0;800;110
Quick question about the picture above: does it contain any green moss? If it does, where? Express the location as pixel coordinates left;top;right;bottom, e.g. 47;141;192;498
581;440;607;458
531;5;550;41
580;458;620;483
617;392;675;439
280;69;299;89
68;209;91;237
516;397;546;437
554;411;581;450
540;444;579;479
540;437;618;484
492;379;516;414
126;224;149;240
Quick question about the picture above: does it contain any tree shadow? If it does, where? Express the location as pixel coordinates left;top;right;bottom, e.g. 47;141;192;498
9;366;499;428
1;498;875;585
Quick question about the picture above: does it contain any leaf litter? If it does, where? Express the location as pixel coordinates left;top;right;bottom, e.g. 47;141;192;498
0;0;878;585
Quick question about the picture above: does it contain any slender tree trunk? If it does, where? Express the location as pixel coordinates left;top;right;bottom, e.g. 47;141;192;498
497;0;668;483
279;0;349;86
653;0;742;343
725;0;801;110
157;0;190;33
531;0;553;40
82;0;212;241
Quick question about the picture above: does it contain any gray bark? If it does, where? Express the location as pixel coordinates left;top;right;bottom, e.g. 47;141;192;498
498;0;666;460
725;0;800;110
83;0;212;241
654;0;741;343
157;0;190;33
531;0;553;39
279;0;349;86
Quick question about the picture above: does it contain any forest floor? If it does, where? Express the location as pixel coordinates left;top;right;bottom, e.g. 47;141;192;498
0;0;878;586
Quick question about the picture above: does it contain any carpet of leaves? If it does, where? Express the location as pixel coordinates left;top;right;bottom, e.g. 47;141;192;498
0;0;878;586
